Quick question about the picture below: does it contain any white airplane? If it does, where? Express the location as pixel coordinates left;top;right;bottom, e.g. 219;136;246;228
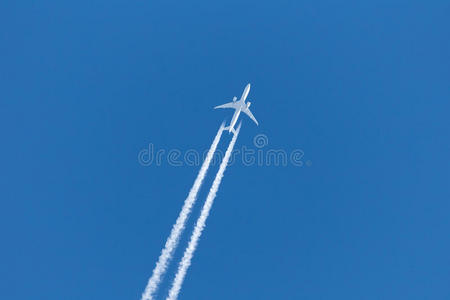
214;83;258;134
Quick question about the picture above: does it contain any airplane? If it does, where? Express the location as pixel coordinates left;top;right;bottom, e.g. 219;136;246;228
214;83;258;134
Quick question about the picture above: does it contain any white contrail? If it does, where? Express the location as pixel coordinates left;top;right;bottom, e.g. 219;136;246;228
141;123;225;300
167;123;241;300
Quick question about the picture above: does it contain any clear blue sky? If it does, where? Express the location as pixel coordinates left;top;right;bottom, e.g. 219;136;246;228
2;1;450;299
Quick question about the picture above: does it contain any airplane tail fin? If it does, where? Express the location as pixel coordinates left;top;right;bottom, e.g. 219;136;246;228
224;123;241;135
223;126;236;135
223;126;235;134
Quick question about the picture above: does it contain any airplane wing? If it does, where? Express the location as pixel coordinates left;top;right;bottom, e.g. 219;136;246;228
214;102;238;109
243;108;259;125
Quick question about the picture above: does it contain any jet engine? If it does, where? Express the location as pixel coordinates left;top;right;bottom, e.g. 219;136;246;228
247;101;251;108
233;96;237;102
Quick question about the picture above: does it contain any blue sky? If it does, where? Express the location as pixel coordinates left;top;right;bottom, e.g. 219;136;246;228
2;1;450;299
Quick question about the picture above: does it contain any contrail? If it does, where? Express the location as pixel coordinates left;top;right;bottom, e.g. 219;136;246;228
167;123;241;300
141;123;225;300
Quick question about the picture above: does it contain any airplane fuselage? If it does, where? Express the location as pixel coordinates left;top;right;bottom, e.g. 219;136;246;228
241;83;250;101
214;83;257;134
227;84;250;133
228;108;242;133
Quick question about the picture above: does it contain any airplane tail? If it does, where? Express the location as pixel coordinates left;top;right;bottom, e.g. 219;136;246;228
224;122;241;135
223;126;237;135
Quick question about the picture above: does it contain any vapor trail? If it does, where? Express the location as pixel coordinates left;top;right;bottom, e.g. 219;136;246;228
167;123;241;300
141;123;224;300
